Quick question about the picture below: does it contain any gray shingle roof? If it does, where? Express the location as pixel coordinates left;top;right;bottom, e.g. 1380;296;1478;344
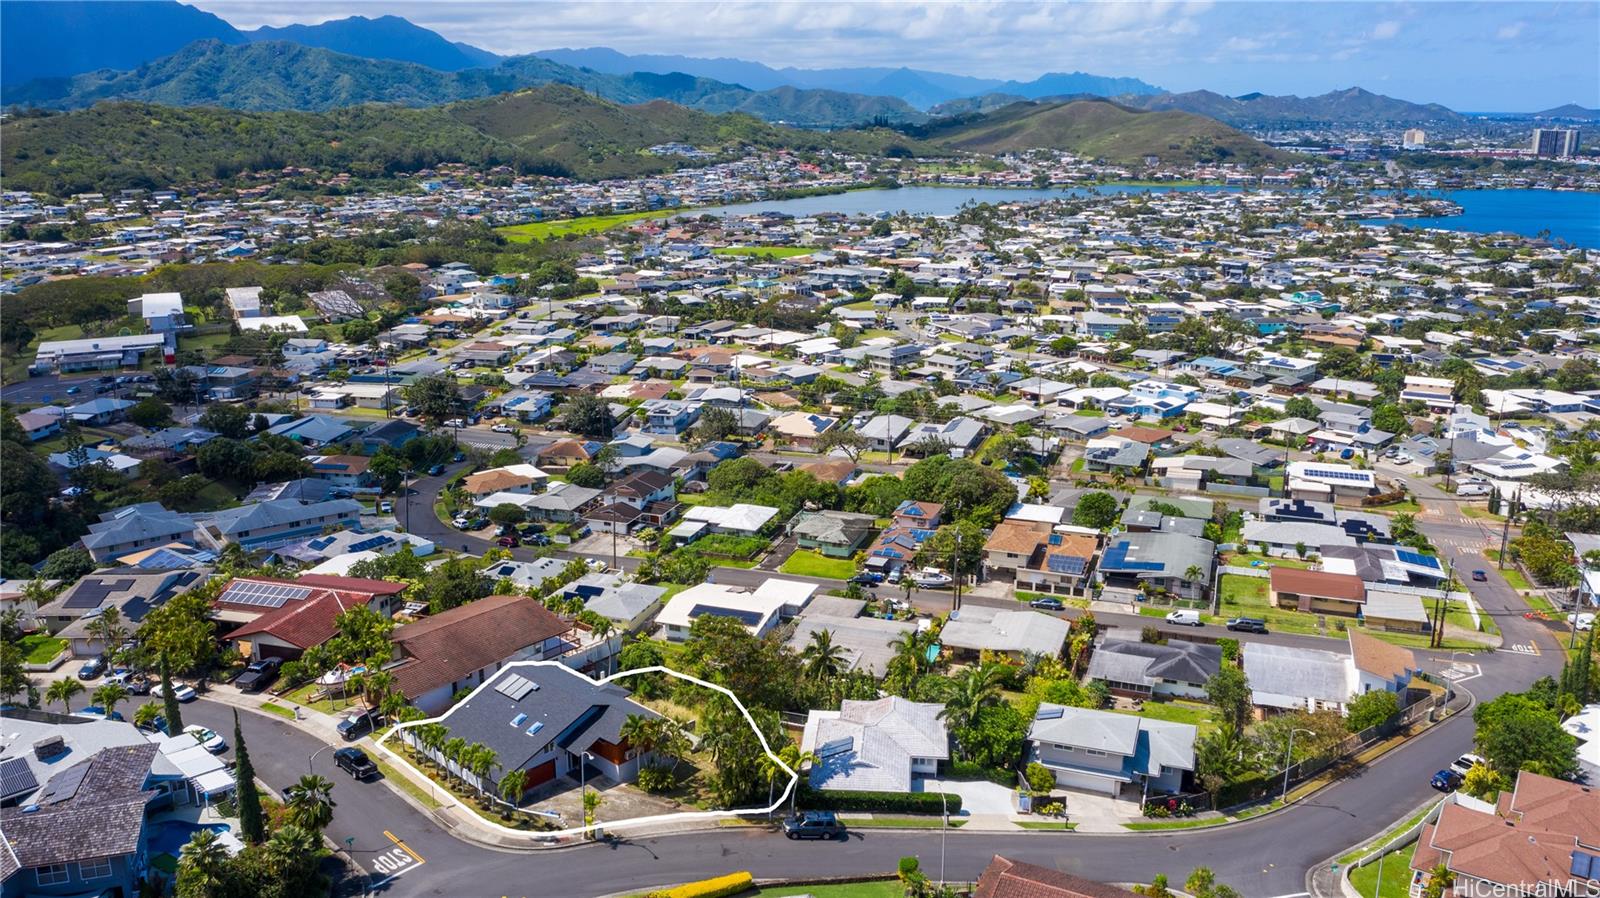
0;743;158;871
802;697;949;792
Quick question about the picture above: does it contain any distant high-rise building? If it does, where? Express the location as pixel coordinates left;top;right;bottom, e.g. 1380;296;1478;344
1531;128;1580;158
1402;129;1426;149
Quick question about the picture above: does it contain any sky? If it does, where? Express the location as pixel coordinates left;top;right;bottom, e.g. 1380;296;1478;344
191;1;1600;110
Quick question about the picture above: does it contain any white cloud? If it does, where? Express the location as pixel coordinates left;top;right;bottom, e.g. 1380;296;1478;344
1371;20;1401;40
1496;21;1525;40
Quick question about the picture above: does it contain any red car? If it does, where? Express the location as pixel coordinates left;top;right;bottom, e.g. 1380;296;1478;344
496;536;519;548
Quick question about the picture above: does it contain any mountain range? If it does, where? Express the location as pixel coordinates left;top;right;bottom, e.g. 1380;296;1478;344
1;86;1285;198
4;40;925;129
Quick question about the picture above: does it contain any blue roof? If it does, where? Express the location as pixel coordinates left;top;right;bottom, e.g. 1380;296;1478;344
1100;540;1164;572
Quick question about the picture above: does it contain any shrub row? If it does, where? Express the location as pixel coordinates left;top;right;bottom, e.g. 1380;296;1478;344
647;871;753;898
799;786;962;815
1216;770;1274;809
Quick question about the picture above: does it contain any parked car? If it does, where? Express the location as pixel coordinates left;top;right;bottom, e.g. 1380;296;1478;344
782;811;846;840
1029;597;1066;612
1226;617;1268;634
378;500;394;514
234;658;282;693
427;464;445;476
334;747;379;780
911;567;953;588
1430;769;1463;791
848;572;884;585
1569;613;1596;632
184;725;227;754
336;710;377;741
587;559;608;572
155;682;198;703
77;655;108;680
1165;609;1203;627
497;535;520;548
1471;570;1488;582
76;706;124;721
491;423;516;434
1450;753;1486;775
107;669;152;695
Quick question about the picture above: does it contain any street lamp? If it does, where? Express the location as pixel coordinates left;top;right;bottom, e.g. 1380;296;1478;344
938;790;948;887
401;469;413;533
579;750;595;837
1281;727;1317;803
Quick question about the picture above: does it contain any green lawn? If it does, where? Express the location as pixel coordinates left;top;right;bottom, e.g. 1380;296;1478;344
711;246;818;258
1483;551;1532;591
1015;820;1078;830
780;550;859;580
1348;843;1419;898
1217;573;1324;635
1122;817;1230;831
838;817;967;829
746;882;901;898
283;682;362;715
260;701;296;720
496;209;680;242
1113;699;1218;735
1072;408;1105;418
371;757;443;810
19;635;67;664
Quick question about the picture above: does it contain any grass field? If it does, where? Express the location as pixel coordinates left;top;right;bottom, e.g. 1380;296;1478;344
497;209;679;242
260;701;296;720
711;246;818;258
19;634;67;664
1122;817;1229;831
1113;699;1218;735
371;757;443;810
838;817;968;829
745;882;901;898
1218;573;1323;635
1347;843;1420;898
780;550;859;580
1014;820;1078;830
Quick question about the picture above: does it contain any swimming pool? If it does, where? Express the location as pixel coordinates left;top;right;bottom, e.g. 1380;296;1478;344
149;821;230;856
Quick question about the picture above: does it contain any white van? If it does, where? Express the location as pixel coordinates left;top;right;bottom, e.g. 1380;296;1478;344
1165;609;1203;627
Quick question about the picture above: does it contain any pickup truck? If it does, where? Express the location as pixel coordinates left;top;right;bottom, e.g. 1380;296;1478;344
234;658;282;693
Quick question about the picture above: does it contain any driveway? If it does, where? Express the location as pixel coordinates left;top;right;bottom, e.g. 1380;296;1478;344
916;776;1012;820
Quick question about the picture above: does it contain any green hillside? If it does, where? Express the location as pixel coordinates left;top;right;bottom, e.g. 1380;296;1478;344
4;39;923;129
0;85;932;196
918;98;1286;165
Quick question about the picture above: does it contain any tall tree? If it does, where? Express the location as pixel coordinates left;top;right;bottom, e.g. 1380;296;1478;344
45;677;84;713
286;774;336;832
402;373;463;426
159;652;185;734
1206;665;1252;735
234;710;266;845
800;629;846;682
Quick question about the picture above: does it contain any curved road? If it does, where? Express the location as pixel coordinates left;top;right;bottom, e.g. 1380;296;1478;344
305;462;1560;896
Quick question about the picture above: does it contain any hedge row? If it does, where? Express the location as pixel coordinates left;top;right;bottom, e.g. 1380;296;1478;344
1216;770;1274;809
648;871;753;898
799;786;963;815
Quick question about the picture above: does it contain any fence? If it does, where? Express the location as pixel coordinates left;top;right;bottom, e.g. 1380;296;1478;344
1219;690;1451;812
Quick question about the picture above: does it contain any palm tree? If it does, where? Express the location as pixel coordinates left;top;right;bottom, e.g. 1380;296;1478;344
1184;564;1206;587
442;737;468;785
286;774;336;832
800;629;846;681
465;744;497;795
45;678;84;713
497;768;525;814
360;668;394;715
178;828;229;891
886;629;928;695
781;746;818;816
379;691;409;722
415;723;447;769
619;714;661;756
92;683;128;718
85;606;128;657
133;702;163;731
937;664;1004;743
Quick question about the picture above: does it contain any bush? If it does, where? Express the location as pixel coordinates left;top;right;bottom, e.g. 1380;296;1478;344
648;872;753;898
898;857;921;879
1216;770;1274;809
800;786;962;815
637;763;677;794
946;760;1014;786
1025;762;1055;795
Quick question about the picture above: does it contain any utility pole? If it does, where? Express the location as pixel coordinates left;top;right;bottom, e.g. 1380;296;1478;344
951;529;962;613
1497;488;1520;570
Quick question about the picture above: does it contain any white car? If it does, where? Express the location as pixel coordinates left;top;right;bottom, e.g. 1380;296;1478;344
1449;753;1487;775
1569;613;1596;632
184;725;227;754
491;423;516;434
156;682;198;703
911;567;953;588
443;418;465;428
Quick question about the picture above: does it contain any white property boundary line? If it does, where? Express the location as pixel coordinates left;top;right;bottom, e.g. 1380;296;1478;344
375;661;798;839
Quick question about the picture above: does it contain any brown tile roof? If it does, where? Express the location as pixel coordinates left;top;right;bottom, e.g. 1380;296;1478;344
1115;426;1175;444
538;440;597;461
391;594;571;700
1411;773;1600;891
1270;567;1366;602
1;743;159;872
797;459;859;484
226;587;373;650
984;520;1052;556
975;856;1142;898
464;468;539;495
1347;629;1415;681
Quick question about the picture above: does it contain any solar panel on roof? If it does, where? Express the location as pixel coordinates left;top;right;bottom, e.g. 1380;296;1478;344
818;736;854;759
494;674;537;701
1395;550;1441;569
1046;555;1086;575
222;580;312;608
0;757;38;799
36;760;91;805
687;605;764;627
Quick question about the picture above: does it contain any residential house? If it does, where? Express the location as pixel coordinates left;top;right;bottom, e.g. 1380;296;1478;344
789;510;878;557
1284;461;1378;502
389;594;576;715
1087;636;1222;700
561;573;667;633
655;579;817;642
536;439;601;471
767;412;838;451
197;498;363;552
981;521;1099;596
523;482;602;523
1027;705;1196;798
891;500;943;531
1410;771;1600;897
129;291;187;333
1095;532;1215;601
306;455;375;490
672;503;779;541
1268;568;1368;618
940;607;1071;662
463;464;550;500
412;663;659;797
587;471;679;535
902;417;987;456
38;569;209;656
857;414;914;453
786;597;917;676
81;504;197;564
800;697;950;792
973;856;1143;898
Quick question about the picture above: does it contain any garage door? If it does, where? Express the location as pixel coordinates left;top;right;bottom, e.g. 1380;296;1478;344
522;760;556;790
1053;769;1119;795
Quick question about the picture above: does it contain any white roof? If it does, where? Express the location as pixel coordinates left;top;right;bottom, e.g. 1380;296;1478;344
656;578;816;632
682;503;780;533
137;291;184;317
